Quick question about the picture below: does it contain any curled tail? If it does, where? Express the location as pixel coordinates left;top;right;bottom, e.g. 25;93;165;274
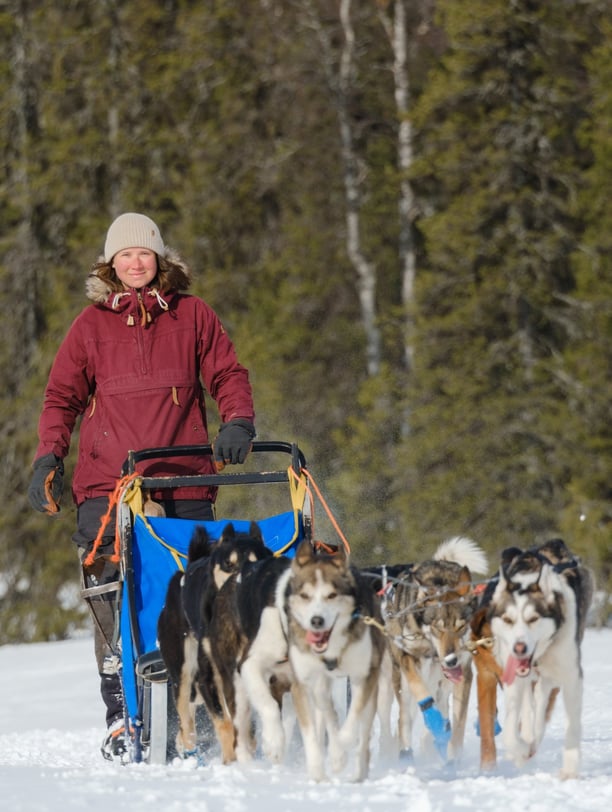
433;536;488;575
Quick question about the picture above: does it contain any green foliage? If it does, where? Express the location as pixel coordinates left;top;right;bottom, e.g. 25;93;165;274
563;17;612;587
0;0;610;641
402;0;609;567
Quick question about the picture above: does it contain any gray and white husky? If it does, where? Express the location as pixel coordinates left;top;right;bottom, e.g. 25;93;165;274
383;536;488;764
489;538;594;778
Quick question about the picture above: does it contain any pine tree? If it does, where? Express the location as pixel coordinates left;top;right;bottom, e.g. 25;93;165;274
561;17;612;600
398;0;606;556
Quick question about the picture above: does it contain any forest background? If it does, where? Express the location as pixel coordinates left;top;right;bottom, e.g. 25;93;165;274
0;0;610;642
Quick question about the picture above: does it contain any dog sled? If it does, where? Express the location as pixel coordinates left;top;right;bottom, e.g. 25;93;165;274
110;441;312;764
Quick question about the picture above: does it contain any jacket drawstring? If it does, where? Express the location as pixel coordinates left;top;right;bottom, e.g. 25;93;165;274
112;288;168;326
111;292;130;310
150;289;169;311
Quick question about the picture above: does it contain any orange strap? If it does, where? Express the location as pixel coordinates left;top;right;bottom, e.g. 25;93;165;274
83;473;140;568
288;467;351;555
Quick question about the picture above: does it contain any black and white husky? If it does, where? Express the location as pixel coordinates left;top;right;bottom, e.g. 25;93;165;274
488;538;594;778
157;522;271;761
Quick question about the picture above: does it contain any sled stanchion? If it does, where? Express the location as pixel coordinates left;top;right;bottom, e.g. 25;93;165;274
148;680;168;764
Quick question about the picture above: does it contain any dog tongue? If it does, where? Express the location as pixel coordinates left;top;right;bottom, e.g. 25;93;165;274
502;655;531;685
306;630;328;648
442;665;463;684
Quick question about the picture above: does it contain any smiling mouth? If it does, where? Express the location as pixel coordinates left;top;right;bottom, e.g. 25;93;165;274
502;654;533;685
305;629;331;653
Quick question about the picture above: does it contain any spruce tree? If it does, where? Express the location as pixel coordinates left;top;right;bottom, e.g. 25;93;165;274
398;0;606;556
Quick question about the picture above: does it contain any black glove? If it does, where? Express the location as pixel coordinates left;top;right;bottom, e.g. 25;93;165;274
27;453;64;514
213;419;256;466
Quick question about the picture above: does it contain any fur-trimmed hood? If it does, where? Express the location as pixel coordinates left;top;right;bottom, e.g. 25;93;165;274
85;246;191;304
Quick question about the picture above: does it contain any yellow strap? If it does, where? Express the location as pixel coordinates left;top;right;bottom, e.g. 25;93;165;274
123;477;144;515
122;478;188;571
289;466;308;513
269;467;309;557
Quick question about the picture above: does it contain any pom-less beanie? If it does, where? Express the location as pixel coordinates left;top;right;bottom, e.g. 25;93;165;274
104;213;165;261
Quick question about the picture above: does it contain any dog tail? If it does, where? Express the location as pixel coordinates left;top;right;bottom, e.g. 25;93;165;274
434;536;488;575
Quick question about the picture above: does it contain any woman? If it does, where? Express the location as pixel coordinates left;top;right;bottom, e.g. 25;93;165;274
27;212;255;761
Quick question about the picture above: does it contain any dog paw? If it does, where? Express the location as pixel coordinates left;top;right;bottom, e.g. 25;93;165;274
419;698;451;761
263;741;284;764
399;747;414;766
506;737;532;766
171;748;202;769
349;764;369;783
307;767;328;783
235;743;254;763
559;748;580;780
261;727;285;764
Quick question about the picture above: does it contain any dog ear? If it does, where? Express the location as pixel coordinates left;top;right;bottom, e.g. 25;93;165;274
294;539;315;566
331;543;348;566
248;520;263;541
456;565;472;597
220;522;236;542
499;546;522;582
536;537;572;566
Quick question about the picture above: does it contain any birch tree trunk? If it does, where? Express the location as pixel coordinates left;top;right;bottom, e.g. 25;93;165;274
339;0;381;376
377;0;419;375
305;0;381;376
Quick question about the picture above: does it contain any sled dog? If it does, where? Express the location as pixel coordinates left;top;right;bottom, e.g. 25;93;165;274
383;537;488;764
157;522;271;760
284;540;387;782
471;538;593;778
208;553;294;764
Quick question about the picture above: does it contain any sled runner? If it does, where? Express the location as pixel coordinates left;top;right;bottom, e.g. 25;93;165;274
114;441;311;764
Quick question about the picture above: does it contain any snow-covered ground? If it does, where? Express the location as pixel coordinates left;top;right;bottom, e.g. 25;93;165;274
0;629;611;811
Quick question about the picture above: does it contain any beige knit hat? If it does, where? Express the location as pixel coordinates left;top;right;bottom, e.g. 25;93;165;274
104;213;165;262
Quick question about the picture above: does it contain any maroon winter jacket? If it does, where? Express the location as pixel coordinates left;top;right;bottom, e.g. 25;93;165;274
34;267;254;505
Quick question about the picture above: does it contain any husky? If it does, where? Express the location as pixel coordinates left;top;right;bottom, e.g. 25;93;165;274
382;536;488;764
283;540;387;782
157;522;271;761
474;538;594;778
209;553;294;764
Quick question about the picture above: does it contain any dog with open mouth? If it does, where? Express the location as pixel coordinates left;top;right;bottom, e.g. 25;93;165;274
284;540;388;782
477;538;594;778
382;536;488;765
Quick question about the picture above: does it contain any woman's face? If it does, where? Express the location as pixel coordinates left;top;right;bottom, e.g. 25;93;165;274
112;248;158;289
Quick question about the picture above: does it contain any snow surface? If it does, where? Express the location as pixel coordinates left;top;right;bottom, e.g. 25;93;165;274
0;629;611;811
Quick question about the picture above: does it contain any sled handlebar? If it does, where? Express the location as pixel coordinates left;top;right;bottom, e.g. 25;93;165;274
121;441;307;489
